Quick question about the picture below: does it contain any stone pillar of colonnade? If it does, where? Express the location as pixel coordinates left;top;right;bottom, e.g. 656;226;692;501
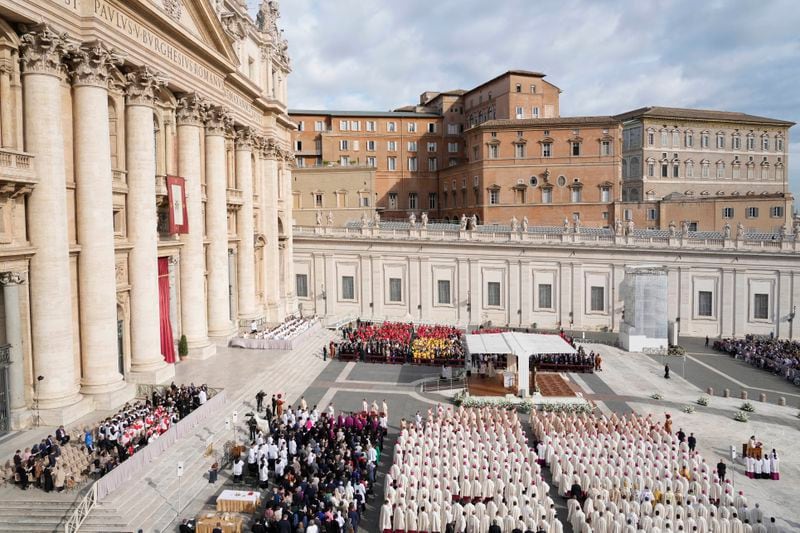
70;41;134;407
1;272;28;427
124;66;175;384
20;24;93;423
279;154;297;316
176;94;215;358
203;106;233;339
261;140;281;323
235;127;259;321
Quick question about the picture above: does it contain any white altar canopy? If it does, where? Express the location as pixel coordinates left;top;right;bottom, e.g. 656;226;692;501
464;332;577;396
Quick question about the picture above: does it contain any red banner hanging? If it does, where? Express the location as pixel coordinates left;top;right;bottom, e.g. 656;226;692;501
166;175;189;234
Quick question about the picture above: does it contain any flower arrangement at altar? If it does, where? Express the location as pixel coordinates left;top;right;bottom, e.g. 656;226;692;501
651;393;664;400
696;396;710;406
682;405;696;414
734;411;749;422
740;401;756;412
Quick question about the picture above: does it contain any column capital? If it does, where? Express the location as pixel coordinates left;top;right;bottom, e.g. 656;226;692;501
203;105;232;136
19;23;71;78
175;93;206;126
234;126;256;151
69;40;124;89
261;136;278;159
0;272;26;286
125;65;167;107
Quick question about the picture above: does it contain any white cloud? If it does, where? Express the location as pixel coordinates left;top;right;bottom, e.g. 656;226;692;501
248;0;800;200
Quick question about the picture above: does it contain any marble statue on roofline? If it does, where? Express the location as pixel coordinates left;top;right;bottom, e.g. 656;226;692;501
459;214;467;230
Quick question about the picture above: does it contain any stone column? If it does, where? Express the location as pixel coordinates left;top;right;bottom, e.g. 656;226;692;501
203;106;233;338
280;155;298;314
19;25;88;417
261;142;281;322
235;127;258;320
69;41;129;404
176;94;215;358
0;61;13;148
124;66;174;383
0;272;26;415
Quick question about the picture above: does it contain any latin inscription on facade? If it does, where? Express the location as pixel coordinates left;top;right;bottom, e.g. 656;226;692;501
93;0;225;90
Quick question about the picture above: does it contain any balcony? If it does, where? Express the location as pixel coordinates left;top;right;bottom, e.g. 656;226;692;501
0;148;36;195
226;187;244;208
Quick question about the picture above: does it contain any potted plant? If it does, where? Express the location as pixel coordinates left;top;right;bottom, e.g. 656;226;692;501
178;334;188;360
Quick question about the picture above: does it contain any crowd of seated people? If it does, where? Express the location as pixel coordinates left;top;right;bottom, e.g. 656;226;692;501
714;335;800;385
530;346;598;372
4;383;209;492
242;315;317;341
333;321;464;365
240;397;387;532
534;411;781;533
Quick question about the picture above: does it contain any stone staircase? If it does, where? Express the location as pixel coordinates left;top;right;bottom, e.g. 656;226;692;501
0;498;128;532
84;329;335;532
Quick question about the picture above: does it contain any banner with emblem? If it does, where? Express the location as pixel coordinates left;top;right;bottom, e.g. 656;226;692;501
166;175;189;234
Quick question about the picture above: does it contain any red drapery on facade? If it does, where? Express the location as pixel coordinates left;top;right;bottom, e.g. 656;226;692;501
158;258;176;363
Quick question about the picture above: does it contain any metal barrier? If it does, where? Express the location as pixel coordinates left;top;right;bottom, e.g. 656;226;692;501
422;377;466;393
64;482;97;533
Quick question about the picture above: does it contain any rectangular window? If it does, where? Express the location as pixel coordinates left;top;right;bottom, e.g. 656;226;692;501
542;188;552;203
515;144;525;158
428;157;438;171
747;207;759;218
489;189;499;204
487;282;501;306
777;138;784;151
408;157;418;171
339;156;349;166
388;192;398;209
530;84;537;93
771;206;784;218
295;274;308;298
387;156;397;171
408;192;418;209
366;156;377;167
428;192;437;209
515;106;524;119
314;193;323;207
428;142;438;152
489;145;499;159
387;141;397;151
648;132;655;146
601;140;611;156
538;284;552;309
590;286;605;312
366;140;376;151
571;188;582;203
698;291;713;317
647;208;657;221
447;124;459;135
685;132;693;147
571;142;581;156
747;136;755;150
350;120;360;131
661;131;668;147
515;84;522;93
294;140;302;151
702;164;709;178
722;207;734;219
342;276;355;300
407;141;417;152
389;278;402;302
762;137;769;150
407;122;417;133
339;140;349;150
600;186;611;202
339;120;349;131
754;293;769;320
448;142;459;153
733;136;741;150
701;133;709;148
542;142;552;157
648;162;655;177
314;120;324;132
427;122;436;133
716;134;725;149
532;106;540;118
366;120;376;132
387;121;397;132
437;280;451;305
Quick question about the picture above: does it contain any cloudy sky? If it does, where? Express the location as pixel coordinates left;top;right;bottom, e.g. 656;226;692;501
247;0;800;198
